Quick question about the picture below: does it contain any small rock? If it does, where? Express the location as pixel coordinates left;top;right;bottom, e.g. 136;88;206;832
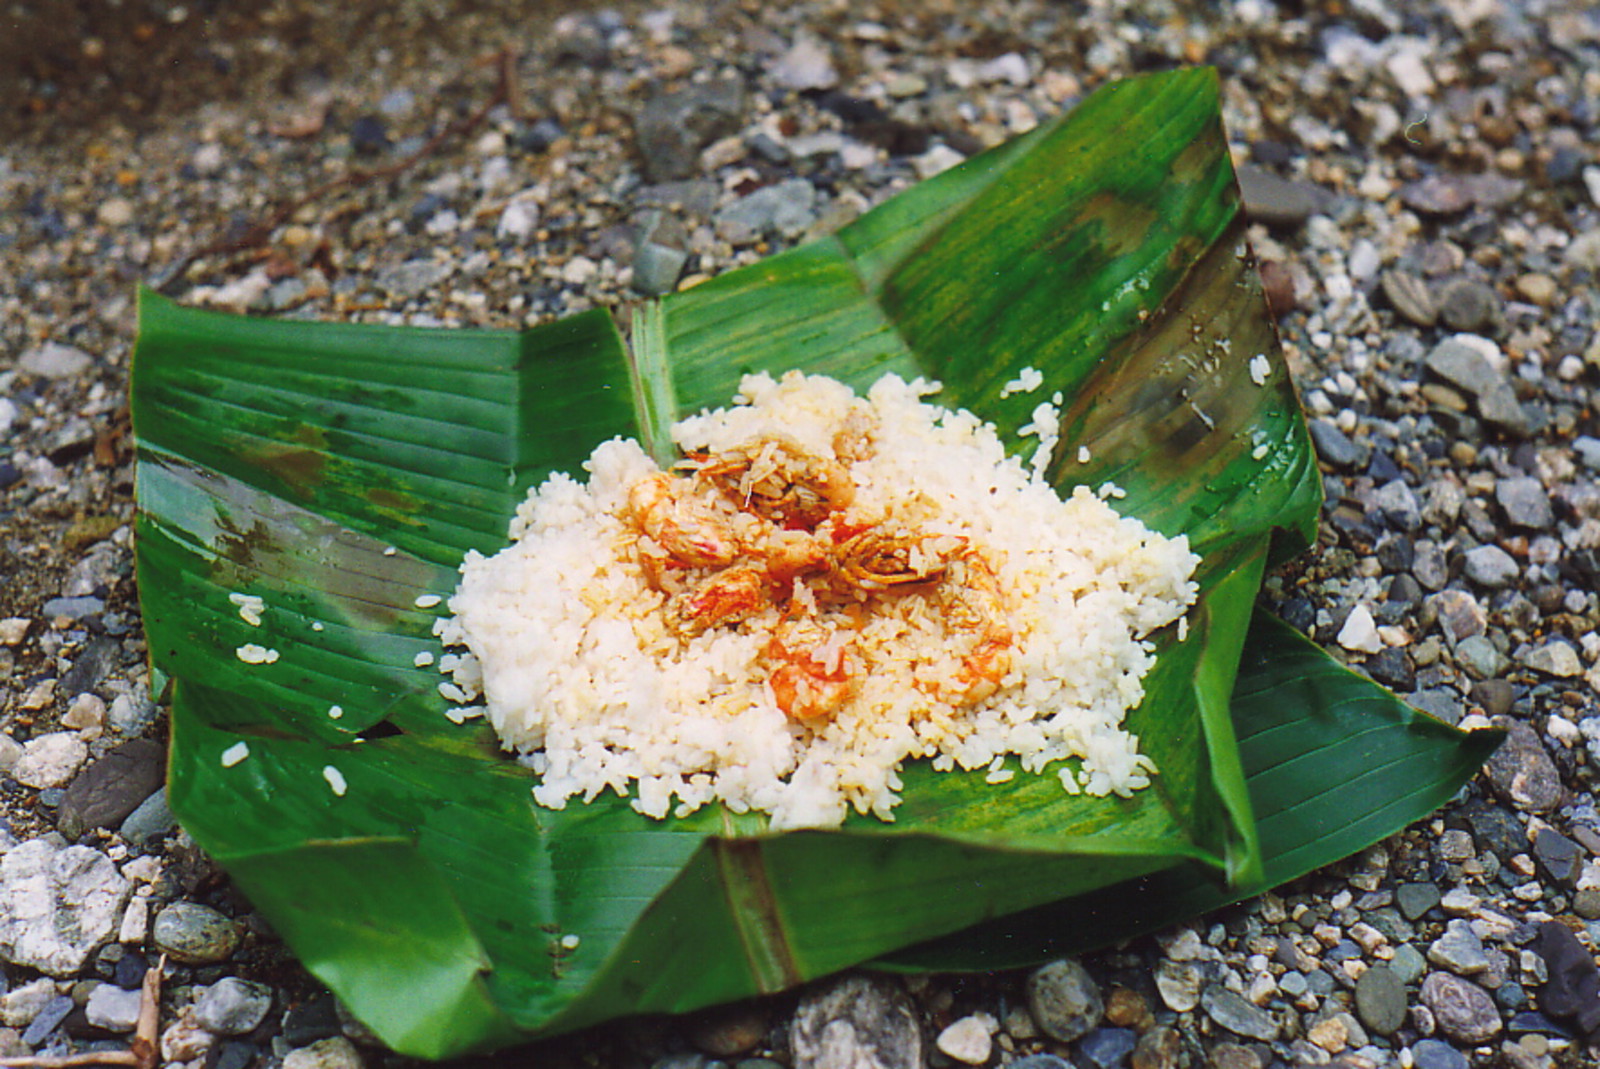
152;902;242;965
1428;919;1490;976
913;144;967;179
56;738;165;839
714;178;817;241
1470;679;1515;717
1200;985;1279;1041
375;259;452;299
1520;642;1582;678
1565;229;1600;271
687;1004;765;1057
119;787;177;849
1;978;60;1028
1436;279;1500;333
61;692;106;732
1455;635;1507;679
497;200;540;243
770;35;838;91
1463;545;1519;588
1496;478;1553;529
1533;920;1600;1041
1392;944;1430;985
1484;719;1561;812
1515;273;1558;306
21;995;73;1046
42;595;104;620
0;838;132;976
1381;270;1437;327
1237;167;1322;226
635;82;748;183
1410;1038;1469;1069
1397;882;1443;920
20;341;94;379
1419;972;1503;1044
1154;960;1202;1012
12;733;90;790
195;977;274;1036
977;52;1030;86
1354;966;1407;1036
1401;175;1475;216
791;975;921;1069
1076;1026;1137;1069
1424;337;1529;436
86;982;143;1032
283;995;343;1044
1337;604;1384;654
1373;479;1422;531
632;241;689;296
1309;419;1363;468
1027;959;1104;1042
283;1036;363;1069
1532;828;1583;886
348;115;389;156
934;1015;992;1065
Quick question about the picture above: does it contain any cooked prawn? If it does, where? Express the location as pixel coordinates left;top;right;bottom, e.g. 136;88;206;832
692;435;855;529
627;472;740;568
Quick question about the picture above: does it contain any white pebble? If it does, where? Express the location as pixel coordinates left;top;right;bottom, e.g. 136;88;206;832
323;766;348;796
935;1015;995;1065
235;644;279;665
1337;604;1383;654
220;742;250;768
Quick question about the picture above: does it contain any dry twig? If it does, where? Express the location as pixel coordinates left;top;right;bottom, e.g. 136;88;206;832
0;956;165;1069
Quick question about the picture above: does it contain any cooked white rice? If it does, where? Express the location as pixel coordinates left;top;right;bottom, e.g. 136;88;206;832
438;371;1199;829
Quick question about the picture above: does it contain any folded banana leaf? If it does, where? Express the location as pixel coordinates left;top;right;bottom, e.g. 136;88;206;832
131;68;1494;1058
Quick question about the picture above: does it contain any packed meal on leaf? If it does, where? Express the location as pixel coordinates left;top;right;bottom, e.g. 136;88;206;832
433;371;1200;829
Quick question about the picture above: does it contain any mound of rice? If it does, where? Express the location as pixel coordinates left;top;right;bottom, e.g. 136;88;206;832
436;371;1199;829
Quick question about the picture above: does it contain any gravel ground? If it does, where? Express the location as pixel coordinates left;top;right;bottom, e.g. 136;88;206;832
3;0;1600;1067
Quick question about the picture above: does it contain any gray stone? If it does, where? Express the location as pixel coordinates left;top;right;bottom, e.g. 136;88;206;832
108;690;158;735
1410;1038;1468;1069
85;982;143;1033
56;738;165;839
1496;478;1553;529
1423;338;1529;435
152;901;242;965
1419;972;1502;1044
1373;479;1422;531
635;82;748;183
0;977;58;1028
282;1037;363;1069
1484;719;1561;812
1076;1026;1136;1069
1454;635;1506;679
1463;544;1519;588
1027;959;1104;1042
1237;167;1323;226
1533;828;1583;886
715;179;818;242
119;787;177;849
21;995;72;1046
1437;278;1500;333
1396;882;1442;921
11;732;89;790
375;259;452;299
1521;641;1582;678
1391;944;1429;985
1428;919;1490;976
792;975;921;1069
41;595;104;620
19;342;93;379
1401;175;1474;216
632;241;689;296
195;977;274;1036
1412;542;1449;591
1574;436;1600;472
770;35;838;91
1408;688;1462;725
1154;959;1202;1012
1200;985;1279;1042
1470;679;1516;718
1354;966;1407;1036
0;839;131;976
1381;270;1437;327
1309;419;1363;468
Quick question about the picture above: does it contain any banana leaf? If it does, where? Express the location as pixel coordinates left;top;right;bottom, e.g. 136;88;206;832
130;68;1490;1058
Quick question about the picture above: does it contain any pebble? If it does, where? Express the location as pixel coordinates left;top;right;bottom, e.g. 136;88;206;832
632;241;689;296
1411;1038;1470;1069
283;1036;364;1069
56;738;164;839
1428;919;1490;976
376;259;452;299
0;979;58;1028
1027;959;1104;1042
635;82;748;182
0;838;131;976
934;1014;992;1064
1353;964;1408;1037
497;200;539;243
1309;419;1364;468
1520;642;1581;678
1423;337;1529;436
1076;1026;1136;1069
1496;478;1552;529
1454;635;1507;679
195;977;274;1036
1484;720;1562;812
1237;167;1322;226
1382;270;1438;327
86;982;143;1032
1337;604;1383;654
152;902;242;965
770;35;838;91
19;341;94;379
1154;960;1202;1012
1532;828;1582;885
1436;279;1500;333
1462;545;1518;588
1392;944;1430;985
1419;972;1503;1044
1532;920;1600;1041
715;178;817;241
791;976;920;1069
21;995;73;1046
12;732;90;790
1200;985;1279;1042
1397;882;1443;920
119;786;176;849
1401;175;1475;216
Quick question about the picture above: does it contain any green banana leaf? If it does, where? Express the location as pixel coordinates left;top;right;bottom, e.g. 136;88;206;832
130;68;1490;1058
